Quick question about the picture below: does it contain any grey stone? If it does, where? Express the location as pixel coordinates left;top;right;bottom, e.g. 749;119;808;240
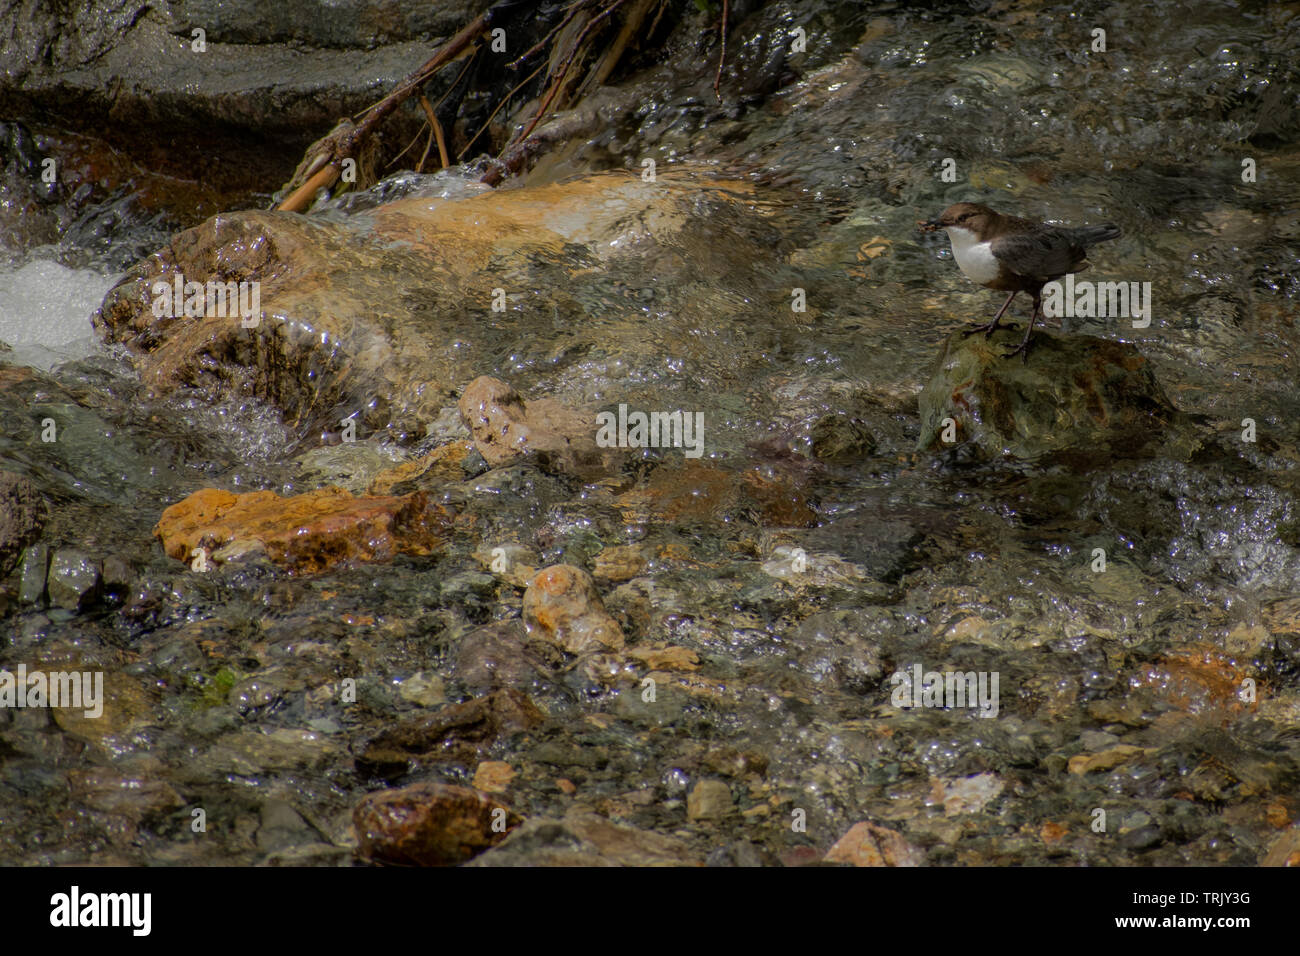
17;543;50;605
46;549;101;611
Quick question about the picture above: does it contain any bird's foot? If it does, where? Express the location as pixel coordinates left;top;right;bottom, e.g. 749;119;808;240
1002;337;1034;363
961;321;1001;338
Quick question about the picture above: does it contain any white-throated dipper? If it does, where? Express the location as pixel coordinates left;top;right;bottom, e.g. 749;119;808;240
918;202;1121;361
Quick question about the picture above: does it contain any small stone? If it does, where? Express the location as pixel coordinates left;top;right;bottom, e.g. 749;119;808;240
926;773;1004;815
356;688;545;779
1086;698;1148;727
458;376;617;479
1068;744;1150;774
476;542;540;588
46;549;101;611
1079;730;1120;751
67;764;184;823
397;671;446;707
687;779;733;821
100;554;134;595
824;821;924;867
592;544;649;582
354;782;520;866
523;564;625;654
17;543;49;605
810;413;877;462
917;329;1188;463
294;441;408;494
1119;826;1163;850
454;620;555;692
257;799;318;852
472;761;515;793
627;643;700;672
468;808;696;866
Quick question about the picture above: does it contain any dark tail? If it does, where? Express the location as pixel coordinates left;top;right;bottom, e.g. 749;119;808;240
1071;223;1121;245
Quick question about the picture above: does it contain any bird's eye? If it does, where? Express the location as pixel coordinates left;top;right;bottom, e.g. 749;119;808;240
959;212;972;221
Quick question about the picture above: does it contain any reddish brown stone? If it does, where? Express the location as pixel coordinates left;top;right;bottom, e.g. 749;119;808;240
1133;644;1253;714
153;486;450;573
354;782;522;867
616;460;817;527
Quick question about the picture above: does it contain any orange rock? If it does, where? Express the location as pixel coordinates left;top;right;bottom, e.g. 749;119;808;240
740;465;818;527
472;761;516;794
1266;803;1292;829
523;564;625;653
627;643;700;672
154;486;449;574
366;440;474;494
824;821;924;867
1040;821;1069;845
592;544;649;582
1133;644;1253;714
1067;745;1151;775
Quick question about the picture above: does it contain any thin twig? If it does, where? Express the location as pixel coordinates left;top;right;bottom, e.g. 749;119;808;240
713;0;729;99
432;115;450;168
582;0;655;95
417;95;440;170
508;0;591;69
387;121;429;169
457;58;548;161
279;12;491;210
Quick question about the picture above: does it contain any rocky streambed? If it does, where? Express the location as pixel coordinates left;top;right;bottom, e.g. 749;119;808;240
2;0;1300;867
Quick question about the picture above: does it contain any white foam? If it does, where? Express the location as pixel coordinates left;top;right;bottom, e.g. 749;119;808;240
0;258;117;368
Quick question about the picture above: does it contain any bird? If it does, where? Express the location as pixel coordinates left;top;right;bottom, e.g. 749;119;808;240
918;202;1121;361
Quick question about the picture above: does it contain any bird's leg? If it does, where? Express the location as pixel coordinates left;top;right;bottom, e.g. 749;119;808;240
1003;293;1042;362
962;291;1017;337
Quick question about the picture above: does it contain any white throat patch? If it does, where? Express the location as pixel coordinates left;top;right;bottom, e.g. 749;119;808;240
945;226;1001;286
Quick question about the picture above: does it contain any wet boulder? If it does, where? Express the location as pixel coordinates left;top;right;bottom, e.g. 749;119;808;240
94;171;777;442
153;486;451;573
917;329;1191;464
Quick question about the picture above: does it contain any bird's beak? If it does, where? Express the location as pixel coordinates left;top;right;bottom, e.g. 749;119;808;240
917;216;942;233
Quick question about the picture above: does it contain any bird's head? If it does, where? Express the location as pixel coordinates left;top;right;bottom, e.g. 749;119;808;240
918;202;998;235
